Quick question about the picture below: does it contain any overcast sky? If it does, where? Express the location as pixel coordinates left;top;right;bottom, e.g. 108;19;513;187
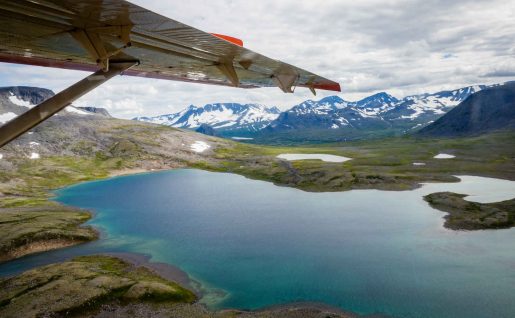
1;0;514;118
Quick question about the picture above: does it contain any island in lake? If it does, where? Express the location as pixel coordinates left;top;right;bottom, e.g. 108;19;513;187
424;192;515;230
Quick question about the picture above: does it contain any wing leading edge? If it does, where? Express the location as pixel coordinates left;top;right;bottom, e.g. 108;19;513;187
0;0;340;94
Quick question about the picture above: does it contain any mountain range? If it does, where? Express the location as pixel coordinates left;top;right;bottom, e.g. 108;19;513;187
134;103;281;137
133;84;494;142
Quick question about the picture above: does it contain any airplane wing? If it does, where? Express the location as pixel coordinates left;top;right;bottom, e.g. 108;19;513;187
0;0;340;93
0;0;341;147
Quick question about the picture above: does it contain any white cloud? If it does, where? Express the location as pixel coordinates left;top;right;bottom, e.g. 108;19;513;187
0;0;514;118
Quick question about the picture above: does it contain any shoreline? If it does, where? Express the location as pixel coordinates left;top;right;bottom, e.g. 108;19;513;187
0;239;88;263
108;167;164;177
0;205;99;264
248;301;362;316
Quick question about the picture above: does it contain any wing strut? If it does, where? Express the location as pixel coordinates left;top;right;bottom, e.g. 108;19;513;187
0;61;138;148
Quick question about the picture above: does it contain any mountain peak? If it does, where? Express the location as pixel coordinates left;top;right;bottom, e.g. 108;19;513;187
369;92;392;98
318;95;345;104
356;92;399;108
266;106;282;114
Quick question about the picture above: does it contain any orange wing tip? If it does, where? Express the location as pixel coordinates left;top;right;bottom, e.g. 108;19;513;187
313;82;341;92
210;33;243;47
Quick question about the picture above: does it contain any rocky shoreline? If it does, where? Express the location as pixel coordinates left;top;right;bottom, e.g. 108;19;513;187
0;238;84;263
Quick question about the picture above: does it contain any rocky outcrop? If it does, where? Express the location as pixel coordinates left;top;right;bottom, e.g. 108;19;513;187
195;123;216;136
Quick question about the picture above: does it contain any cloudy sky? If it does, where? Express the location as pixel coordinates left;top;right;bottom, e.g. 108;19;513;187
1;0;514;118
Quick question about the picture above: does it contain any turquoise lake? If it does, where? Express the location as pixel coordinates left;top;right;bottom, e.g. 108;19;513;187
2;169;515;318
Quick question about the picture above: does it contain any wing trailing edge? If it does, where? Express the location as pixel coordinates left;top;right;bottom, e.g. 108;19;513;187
0;0;340;94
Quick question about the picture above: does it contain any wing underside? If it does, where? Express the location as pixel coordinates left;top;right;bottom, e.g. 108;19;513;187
0;0;340;93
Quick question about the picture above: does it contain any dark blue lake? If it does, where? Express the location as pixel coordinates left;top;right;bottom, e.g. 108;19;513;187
2;169;515;318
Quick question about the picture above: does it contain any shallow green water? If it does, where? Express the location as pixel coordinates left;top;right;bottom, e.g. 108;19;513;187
3;169;515;318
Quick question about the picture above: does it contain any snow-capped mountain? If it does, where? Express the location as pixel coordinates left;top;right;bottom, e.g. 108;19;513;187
134;103;281;136
355;92;400;111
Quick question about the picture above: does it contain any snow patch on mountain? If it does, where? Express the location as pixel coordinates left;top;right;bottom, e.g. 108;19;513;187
277;153;352;163
231;137;254;140
190;141;210;153
434;153;456;159
8;92;34;108
0;112;17;124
